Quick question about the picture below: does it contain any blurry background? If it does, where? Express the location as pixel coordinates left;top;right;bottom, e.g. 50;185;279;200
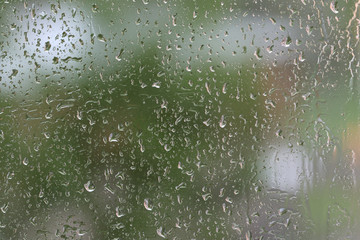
0;0;359;239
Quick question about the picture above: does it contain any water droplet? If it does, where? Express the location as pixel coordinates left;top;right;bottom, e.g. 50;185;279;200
172;14;177;26
116;206;125;217
164;144;172;152
281;36;292;47
53;57;59;64
10;69;18;78
22;157;29;166
39;189;44;198
205;82;211;95
92;4;99;12
222;83;227;94
266;45;274;53
31;5;36;19
109;133;119;143
306;25;313;36
278;208;287;216
156;227;166;238
254;48;263;59
299;51;305;62
84;181;95;192
225;197;233;204
152;82;161;88
203;119;210;126
250;93;257;100
45;41;51;51
144;198;153;211
71;8;77;17
115;48;124;61
330;1;338;14
202;193;212;201
97;34;106;42
10;23;16;30
76;111;82;120
0;203;8;214
61;57;82;63
219;115;226;128
175;182;186;190
76;229;87;236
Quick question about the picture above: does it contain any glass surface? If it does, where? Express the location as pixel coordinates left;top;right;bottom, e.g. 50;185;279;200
0;0;359;239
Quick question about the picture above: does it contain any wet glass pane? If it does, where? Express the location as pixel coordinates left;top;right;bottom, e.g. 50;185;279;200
0;0;359;239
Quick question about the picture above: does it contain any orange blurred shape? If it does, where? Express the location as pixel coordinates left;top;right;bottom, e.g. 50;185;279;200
342;123;360;165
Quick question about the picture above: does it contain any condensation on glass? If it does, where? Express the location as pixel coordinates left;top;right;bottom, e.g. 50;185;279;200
0;0;359;239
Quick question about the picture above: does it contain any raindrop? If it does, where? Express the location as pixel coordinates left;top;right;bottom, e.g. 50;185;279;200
278;208;288;216
0;203;8;214
22;157;29;166
225;197;233;204
10;69;18;78
144;198;153;211
266;45;274;53
222;83;227;94
52;57;59;64
92;4;99;12
203;119;211;126
254;48;263;59
115;48;124;61
71;8;77;17
152;82;161;88
139;140;145;152
116;207;125;217
330;1;338;14
164;144;172;152
84;181;95;192
219;115;226;128
97;34;106;42
157;227;166;238
109;133;119;143
10;23;16;30
281;36;292;47
76;229;87;236
45;41;51;51
39;189;44;198
299;51;305;62
202;193;212;201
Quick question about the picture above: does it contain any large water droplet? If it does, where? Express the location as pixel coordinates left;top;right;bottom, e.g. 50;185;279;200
156;227;166;238
116;206;125;217
45;41;51;51
254;48;263;59
84;181;95;192
219;115;226;128
97;34;106;42
281;36;292;47
22;157;29;166
330;1;338;14
144;198;153;211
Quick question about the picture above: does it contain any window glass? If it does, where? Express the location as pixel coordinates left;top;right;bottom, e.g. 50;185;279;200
0;0;359;239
